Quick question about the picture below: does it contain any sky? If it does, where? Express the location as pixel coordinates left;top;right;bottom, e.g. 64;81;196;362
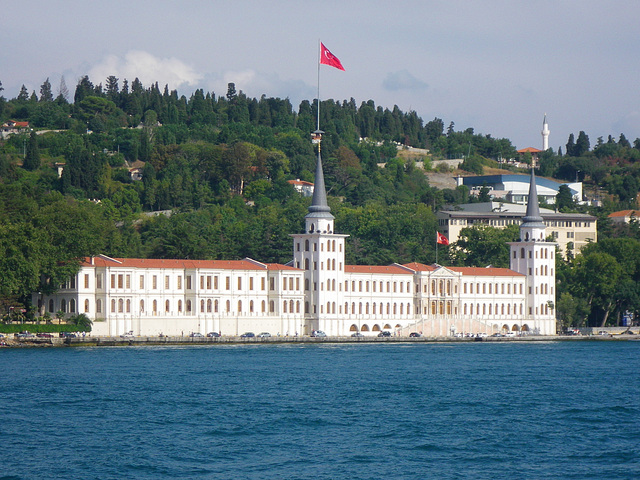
2;0;639;152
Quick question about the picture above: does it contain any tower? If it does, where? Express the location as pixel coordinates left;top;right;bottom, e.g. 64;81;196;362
508;168;557;335
541;114;550;151
291;132;348;335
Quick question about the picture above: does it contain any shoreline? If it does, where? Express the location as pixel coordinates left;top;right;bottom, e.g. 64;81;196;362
2;333;638;348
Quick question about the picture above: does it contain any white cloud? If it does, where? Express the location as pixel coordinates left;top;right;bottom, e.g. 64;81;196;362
88;50;203;90
382;70;428;92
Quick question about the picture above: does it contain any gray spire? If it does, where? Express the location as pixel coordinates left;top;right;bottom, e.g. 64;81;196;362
307;151;333;219
521;168;545;229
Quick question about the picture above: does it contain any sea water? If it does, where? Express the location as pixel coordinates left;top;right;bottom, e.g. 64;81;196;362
0;341;639;479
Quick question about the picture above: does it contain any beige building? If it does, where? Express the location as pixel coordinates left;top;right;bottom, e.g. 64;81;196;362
437;202;596;257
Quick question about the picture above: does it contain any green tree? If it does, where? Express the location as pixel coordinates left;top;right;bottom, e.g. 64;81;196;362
450;224;519;268
23;130;40;170
39;78;53;102
556;184;575;211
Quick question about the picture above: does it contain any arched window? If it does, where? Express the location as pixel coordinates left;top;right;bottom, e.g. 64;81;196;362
520;248;525;258
207;299;212;313
126;299;131;313
226;300;230;312
304;258;310;270
250;300;254;313
139;300;144;313
48;299;54;312
305;239;309;251
118;299;124;313
214;299;219;312
262;300;266;313
153;300;157;313
165;300;170;313
200;300;205;313
186;300;191;312
283;301;288;313
96;299;102;314
178;300;183;312
289;300;294;313
297;301;301;313
238;300;242;313
84;299;90;313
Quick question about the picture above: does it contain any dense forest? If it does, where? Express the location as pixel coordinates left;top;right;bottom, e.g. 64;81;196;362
1;75;640;329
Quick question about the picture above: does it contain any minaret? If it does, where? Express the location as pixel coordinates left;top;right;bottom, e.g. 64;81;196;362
509;168;557;335
541;114;550;151
291;131;348;335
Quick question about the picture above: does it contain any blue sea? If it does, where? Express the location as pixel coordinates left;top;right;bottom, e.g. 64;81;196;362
1;341;639;480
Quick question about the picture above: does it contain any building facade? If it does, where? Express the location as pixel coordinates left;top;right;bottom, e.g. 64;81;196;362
35;153;557;337
437;202;596;257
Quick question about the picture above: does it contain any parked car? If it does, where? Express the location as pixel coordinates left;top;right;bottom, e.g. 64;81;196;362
36;333;53;338
120;331;134;338
311;330;327;337
190;332;204;337
207;332;221;338
377;331;391;337
409;332;421;338
240;332;255;338
351;332;364;337
257;332;271;338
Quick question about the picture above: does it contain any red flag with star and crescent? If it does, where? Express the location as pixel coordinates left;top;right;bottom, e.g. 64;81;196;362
320;43;345;71
436;232;449;245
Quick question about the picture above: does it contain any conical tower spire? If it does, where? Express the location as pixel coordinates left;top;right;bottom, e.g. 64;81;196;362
520;167;546;241
304;131;334;233
308;150;332;217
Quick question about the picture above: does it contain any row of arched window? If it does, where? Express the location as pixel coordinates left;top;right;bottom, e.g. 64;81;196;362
463;303;524;317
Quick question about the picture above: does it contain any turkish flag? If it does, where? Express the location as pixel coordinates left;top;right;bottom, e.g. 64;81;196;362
320;43;345;71
436;232;449;245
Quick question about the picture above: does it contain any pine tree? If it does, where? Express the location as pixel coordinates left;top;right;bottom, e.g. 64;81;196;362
39;78;53;102
23;130;40;171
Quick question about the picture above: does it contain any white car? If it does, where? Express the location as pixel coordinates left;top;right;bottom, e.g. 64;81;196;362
120;331;134;338
257;332;271;338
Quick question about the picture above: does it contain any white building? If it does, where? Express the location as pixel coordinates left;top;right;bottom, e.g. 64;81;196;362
34;150;557;337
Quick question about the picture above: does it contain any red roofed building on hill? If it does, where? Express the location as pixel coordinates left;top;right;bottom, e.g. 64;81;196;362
34;139;557;337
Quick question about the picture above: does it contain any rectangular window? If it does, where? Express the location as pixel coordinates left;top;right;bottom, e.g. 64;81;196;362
283;278;287;290
178;276;182;289
200;276;204;289
238;277;242;290
250;277;254;290
126;275;131;289
226;277;230;290
117;275;123;289
96;274;102;289
153;275;157;289
261;277;265;290
207;276;212;289
296;278;300;291
84;274;89;289
270;277;275;290
165;276;170;289
111;274;115;289
214;276;218;289
140;275;144;289
186;276;192;290
289;278;293;290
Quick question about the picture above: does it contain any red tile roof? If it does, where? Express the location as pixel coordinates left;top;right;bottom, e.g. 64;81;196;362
608;210;640;218
81;256;297;271
448;266;523;277
517;147;542;153
402;262;437;272
345;264;414;275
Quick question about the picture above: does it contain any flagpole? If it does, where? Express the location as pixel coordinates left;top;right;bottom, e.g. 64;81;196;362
317;39;321;132
436;233;438;265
